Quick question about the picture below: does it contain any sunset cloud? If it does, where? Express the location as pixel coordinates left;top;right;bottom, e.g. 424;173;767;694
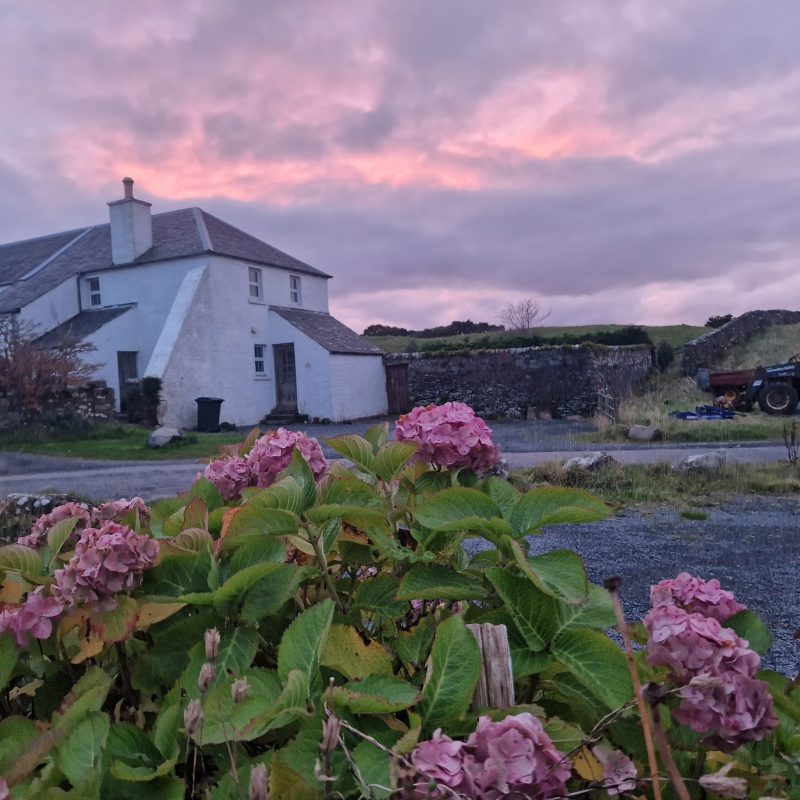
1;0;799;333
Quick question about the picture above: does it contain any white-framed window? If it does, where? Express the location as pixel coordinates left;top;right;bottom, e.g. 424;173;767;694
248;267;263;301
254;344;266;374
289;274;302;304
88;277;101;306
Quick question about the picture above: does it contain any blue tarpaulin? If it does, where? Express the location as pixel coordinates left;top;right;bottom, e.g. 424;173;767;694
669;405;740;421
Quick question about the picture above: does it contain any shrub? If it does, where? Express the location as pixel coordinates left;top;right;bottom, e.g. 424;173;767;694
706;313;734;328
656;339;675;371
0;410;794;799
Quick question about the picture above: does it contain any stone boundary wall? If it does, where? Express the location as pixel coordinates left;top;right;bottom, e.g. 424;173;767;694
385;345;654;419
0;381;116;430
681;309;800;375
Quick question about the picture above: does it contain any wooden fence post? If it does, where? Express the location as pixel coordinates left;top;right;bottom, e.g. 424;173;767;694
466;623;515;710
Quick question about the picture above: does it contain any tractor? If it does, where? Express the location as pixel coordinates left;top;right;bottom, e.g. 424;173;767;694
697;354;800;415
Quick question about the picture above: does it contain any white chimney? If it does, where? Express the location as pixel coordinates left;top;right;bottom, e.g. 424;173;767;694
107;177;152;264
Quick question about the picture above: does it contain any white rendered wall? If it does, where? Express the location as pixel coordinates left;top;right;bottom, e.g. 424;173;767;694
83;309;142;405
329;354;388;421
19;278;80;334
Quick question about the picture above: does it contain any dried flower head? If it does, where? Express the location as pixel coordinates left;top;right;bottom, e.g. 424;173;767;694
395;402;500;473
198;662;216;693
321;715;341;755
231;677;250;704
248;763;268;800
593;747;638;796
204;628;220;661
698;763;748;799
183;699;203;736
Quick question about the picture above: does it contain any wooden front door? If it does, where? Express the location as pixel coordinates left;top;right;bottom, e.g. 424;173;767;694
117;351;139;414
385;362;409;414
273;344;297;410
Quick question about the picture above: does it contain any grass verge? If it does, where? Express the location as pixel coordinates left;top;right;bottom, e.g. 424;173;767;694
511;460;800;506
0;423;244;461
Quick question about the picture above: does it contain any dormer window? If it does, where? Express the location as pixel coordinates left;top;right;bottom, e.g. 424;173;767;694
88;277;101;306
248;267;263;301
289;274;302;305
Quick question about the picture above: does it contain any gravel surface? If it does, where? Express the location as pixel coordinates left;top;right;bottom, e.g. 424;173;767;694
467;495;800;676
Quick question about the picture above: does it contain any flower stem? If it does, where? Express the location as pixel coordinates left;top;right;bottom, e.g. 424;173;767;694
604;578;663;800
651;705;691;800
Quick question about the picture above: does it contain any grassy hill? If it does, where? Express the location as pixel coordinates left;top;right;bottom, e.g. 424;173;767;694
368;323;707;353
715;323;800;370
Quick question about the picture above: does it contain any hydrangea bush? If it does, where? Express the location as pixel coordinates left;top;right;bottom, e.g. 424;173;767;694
0;408;795;799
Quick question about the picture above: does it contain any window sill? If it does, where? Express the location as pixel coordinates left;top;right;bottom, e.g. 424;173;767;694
254;376;271;381
248;297;266;305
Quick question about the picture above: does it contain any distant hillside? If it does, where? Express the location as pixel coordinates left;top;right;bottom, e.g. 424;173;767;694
368;323;707;353
715;324;800;370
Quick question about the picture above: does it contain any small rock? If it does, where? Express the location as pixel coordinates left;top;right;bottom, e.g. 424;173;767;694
563;451;619;472
673;451;727;472
626;425;662;442
148;426;183;448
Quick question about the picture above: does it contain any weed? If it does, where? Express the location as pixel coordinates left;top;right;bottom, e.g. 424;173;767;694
680;509;709;521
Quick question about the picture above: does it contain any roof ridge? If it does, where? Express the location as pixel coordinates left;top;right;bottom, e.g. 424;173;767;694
20;226;96;281
191;207;212;251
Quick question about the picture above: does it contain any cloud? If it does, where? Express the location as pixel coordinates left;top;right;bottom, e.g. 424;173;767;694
0;1;799;332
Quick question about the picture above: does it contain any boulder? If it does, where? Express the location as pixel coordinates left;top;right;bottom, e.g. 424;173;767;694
563;451;619;472
626;425;663;442
673;451;727;472
148;426;183;448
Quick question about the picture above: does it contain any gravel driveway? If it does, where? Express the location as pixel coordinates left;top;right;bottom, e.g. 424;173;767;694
465;496;799;676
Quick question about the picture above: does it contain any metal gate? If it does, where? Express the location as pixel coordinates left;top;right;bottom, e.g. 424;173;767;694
385;362;410;415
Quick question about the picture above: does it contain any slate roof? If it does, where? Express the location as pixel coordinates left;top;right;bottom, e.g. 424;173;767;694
35;306;135;347
270;306;384;355
0;207;330;313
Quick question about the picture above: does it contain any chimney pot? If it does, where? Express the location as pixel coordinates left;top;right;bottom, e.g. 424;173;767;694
122;177;134;199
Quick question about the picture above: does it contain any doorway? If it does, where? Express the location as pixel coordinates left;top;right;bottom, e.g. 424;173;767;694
273;344;297;411
116;351;139;414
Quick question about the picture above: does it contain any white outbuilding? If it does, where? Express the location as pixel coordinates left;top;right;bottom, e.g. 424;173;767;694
1;178;388;427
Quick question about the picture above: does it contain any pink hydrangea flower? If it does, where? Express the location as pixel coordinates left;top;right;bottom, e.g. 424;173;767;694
0;586;64;646
16;501;93;549
246;429;327;488
593;748;638;795
645;606;760;682
650;572;746;622
395;402;500;472
675;671;778;751
202;455;253;501
93;496;151;525
51;522;159;612
409;714;568;800
0;776;8;800
411;729;473;796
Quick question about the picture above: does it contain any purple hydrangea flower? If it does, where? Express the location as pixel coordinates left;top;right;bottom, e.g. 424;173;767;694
0;586;64;646
246;429;327;488
16;501;92;549
202;455;252;502
650;572;746;622
395;402;500;472
51;522;159;611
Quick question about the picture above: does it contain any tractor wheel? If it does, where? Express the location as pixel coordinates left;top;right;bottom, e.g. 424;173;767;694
758;383;799;415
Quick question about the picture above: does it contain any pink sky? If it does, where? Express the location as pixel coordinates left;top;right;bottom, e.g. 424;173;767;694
1;1;799;333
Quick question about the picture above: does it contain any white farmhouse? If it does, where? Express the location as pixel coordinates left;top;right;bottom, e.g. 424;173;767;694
0;178;388;427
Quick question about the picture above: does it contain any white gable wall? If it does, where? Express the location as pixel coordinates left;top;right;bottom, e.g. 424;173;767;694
329;354;388;421
83;309;143;402
19;278;80;333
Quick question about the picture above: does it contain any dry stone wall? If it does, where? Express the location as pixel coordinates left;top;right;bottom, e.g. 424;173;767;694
385;345;653;419
681;310;800;375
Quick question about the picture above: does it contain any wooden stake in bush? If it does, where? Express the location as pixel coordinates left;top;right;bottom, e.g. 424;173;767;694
467;623;515;710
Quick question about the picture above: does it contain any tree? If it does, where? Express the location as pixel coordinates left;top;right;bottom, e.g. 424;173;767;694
498;298;551;330
0;316;97;420
705;314;733;329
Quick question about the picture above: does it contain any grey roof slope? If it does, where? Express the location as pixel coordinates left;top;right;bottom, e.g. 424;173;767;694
271;306;383;355
0;207;329;313
36;305;134;347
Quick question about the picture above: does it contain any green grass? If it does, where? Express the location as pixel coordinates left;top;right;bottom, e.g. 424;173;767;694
511;461;800;506
368;324;707;353
715;323;800;370
0;423;244;461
